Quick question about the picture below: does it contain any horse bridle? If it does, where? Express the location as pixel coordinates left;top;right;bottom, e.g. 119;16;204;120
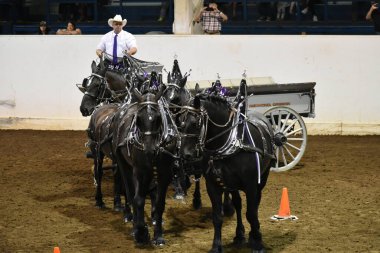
176;105;208;158
130;100;163;151
163;83;191;111
83;73;110;103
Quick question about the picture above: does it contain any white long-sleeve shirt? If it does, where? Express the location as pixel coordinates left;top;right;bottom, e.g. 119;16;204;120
96;30;137;59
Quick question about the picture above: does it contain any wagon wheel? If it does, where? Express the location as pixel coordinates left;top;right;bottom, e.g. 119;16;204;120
264;107;307;172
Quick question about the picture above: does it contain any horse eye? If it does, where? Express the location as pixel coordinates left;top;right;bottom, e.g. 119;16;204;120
181;121;185;127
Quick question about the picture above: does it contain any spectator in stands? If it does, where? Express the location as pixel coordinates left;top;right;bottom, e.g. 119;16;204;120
158;0;169;22
300;0;319;21
194;1;228;34
96;14;137;67
56;21;82;35
38;21;51;35
366;2;380;34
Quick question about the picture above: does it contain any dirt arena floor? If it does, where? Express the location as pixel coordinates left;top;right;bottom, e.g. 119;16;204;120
0;130;379;253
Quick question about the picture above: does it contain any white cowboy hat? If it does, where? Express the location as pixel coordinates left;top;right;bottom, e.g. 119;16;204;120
108;14;127;28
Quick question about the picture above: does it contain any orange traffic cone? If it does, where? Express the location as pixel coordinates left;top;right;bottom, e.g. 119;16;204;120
54;246;60;253
271;187;298;221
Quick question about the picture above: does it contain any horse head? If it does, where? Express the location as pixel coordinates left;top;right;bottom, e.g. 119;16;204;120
163;60;191;114
178;96;206;162
79;59;110;116
132;86;164;153
163;81;191;114
196;86;234;151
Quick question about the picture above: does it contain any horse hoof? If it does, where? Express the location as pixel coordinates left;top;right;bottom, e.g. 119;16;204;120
249;239;265;253
233;235;246;246
95;202;106;209
173;193;185;200
153;237;165;246
252;249;266;253
134;227;150;244
124;213;133;223
208;245;223;253
152;219;164;226
114;204;124;212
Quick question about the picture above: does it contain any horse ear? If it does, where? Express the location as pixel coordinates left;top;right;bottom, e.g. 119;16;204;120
91;61;97;73
179;76;187;88
167;71;172;83
99;57;105;70
193;96;200;109
154;85;165;102
133;88;143;102
239;79;247;101
195;83;200;93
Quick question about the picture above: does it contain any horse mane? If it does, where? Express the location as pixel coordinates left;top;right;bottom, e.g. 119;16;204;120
196;93;230;110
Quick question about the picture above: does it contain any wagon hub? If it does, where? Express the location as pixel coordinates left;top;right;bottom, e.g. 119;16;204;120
274;132;287;146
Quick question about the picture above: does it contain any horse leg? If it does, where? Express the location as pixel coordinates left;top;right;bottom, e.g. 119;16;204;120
172;174;185;200
222;191;235;217
149;186;157;225
114;152;133;223
205;179;224;253
112;165;124;212
231;190;245;246
94;150;105;208
153;178;170;245
246;188;265;252
133;174;150;244
192;179;202;210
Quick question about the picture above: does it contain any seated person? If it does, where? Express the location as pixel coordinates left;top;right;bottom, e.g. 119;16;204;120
56;21;82;35
38;21;51;35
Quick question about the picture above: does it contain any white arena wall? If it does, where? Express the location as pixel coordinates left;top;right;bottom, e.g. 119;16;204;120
0;35;379;135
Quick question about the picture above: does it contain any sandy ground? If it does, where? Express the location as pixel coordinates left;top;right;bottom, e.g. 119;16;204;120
0;130;379;253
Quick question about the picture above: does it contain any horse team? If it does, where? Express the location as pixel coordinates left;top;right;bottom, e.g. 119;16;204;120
78;55;276;253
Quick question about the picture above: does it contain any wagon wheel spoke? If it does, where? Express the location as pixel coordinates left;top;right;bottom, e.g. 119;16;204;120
285;142;301;152
264;107;307;172
280;112;291;132
283;145;295;160
275;147;279;169
283;118;298;134
286;127;303;137
287;137;304;141
270;112;277;131
277;110;282;130
280;147;288;166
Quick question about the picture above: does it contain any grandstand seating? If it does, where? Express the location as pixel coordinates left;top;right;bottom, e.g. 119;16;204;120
0;0;376;35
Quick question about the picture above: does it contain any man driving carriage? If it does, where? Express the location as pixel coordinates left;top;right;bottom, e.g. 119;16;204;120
96;14;137;69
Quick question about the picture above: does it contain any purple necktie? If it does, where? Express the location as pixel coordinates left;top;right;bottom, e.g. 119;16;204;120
113;34;118;65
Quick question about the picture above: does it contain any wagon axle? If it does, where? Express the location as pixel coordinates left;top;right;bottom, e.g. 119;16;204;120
274;132;287;146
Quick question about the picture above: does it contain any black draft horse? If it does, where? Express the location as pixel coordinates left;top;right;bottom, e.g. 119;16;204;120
79;57;148;215
162;59;236;214
79;58;132;215
180;80;275;252
112;86;179;245
161;59;203;206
